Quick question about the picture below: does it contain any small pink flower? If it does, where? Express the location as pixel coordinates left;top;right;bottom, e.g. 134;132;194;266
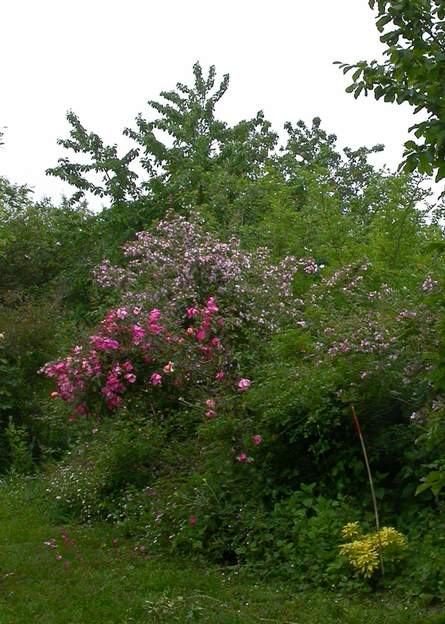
237;453;248;462
238;378;251;391
150;372;162;386
132;306;142;316
116;307;128;320
186;327;195;336
149;308;161;323
125;373;137;383
205;399;216;408
50;391;59;400
211;337;221;348
196;328;206;341
55;553;62;561
206;297;219;314
186;307;199;318
205;410;216;418
189;515;197;526
252;435;262;446
123;360;134;372
215;371;225;381
163;361;174;373
92;428;98;434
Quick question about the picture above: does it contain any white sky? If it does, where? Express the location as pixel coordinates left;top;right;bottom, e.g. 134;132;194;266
0;0;422;207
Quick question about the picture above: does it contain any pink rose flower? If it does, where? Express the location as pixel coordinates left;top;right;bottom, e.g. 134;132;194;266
186;307;199;318
163;361;174;373
205;399;216;408
205;410;216;418
150;372;162;386
215;371;225;381
125;373;137;383
237;378;251;391
149;308;161;323
196;328;206;341
237;453;248;462
252;434;262;445
206;297;219;314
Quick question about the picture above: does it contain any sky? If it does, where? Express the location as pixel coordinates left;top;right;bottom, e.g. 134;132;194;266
0;0;421;207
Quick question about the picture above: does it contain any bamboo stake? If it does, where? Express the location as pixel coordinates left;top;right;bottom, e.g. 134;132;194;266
351;405;385;576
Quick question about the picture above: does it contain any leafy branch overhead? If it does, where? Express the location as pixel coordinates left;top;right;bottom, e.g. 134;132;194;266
336;0;445;183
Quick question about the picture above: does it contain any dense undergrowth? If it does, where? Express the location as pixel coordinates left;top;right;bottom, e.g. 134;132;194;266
1;63;445;611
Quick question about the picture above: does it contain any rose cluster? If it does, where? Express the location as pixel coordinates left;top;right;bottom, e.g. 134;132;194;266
41;298;249;420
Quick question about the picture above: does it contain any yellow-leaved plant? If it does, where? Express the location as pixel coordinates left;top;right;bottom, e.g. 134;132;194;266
339;522;407;579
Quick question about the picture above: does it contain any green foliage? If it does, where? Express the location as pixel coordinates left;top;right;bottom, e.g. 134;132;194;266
4;418;34;475
46;418;167;522
337;0;445;183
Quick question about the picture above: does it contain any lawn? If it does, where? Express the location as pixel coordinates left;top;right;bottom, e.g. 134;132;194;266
0;479;444;624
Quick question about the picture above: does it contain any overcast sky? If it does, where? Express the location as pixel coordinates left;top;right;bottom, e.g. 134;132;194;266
1;0;420;206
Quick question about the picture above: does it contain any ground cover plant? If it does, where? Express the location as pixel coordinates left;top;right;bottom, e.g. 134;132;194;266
2;40;445;621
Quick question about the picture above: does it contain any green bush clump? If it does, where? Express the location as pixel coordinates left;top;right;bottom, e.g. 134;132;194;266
46;419;167;522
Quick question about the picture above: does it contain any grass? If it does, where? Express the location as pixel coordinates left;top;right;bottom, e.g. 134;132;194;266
0;478;444;624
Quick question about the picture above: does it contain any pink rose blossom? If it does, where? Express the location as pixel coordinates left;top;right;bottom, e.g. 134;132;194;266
149;308;161;323
205;410;216;418
163;361;174;373
205;399;216;408
116;307;128;319
238;378;251;391
206;297;219;314
150;372;162;386
237;453;248;462
215;371;225;381
186;307;199;318
252;435;262;445
125;373;137;383
196;328;206;341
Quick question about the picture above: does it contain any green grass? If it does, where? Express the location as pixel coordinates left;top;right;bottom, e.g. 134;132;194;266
0;479;444;624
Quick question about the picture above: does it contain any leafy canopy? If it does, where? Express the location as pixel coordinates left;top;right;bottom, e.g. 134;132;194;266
337;0;445;183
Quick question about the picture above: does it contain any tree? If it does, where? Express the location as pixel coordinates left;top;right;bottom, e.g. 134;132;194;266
47;62;278;232
337;0;445;182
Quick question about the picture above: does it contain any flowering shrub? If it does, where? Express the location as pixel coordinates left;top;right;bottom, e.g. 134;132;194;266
41;297;250;421
93;214;315;332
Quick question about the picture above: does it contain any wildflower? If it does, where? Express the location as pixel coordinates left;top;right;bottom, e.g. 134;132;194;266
251;434;262;445
186;327;195;336
237;453;248;462
186;307;199;318
238;378;251;391
205;399;216;408
205;410;216;418
125;373;137;383
215;371;225;381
